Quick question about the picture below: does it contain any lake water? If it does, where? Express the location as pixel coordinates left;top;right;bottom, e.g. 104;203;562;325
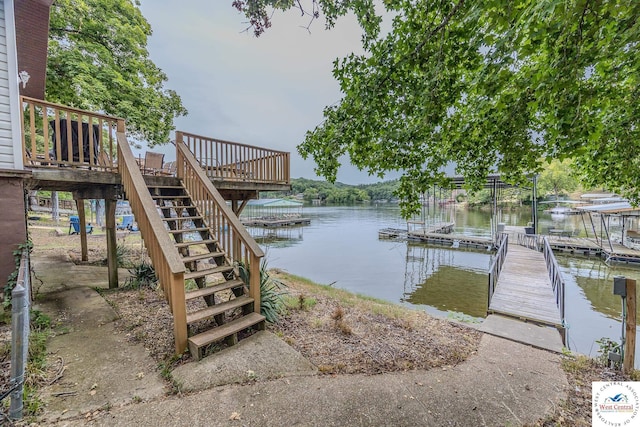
245;204;640;362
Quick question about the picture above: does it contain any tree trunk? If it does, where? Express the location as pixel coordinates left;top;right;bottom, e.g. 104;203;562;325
95;199;104;226
28;191;38;211
51;191;60;222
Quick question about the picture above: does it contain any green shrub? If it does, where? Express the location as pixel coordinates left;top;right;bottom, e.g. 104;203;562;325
125;261;158;289
238;260;288;323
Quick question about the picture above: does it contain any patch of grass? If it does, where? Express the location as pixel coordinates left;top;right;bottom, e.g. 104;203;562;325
284;294;317;311
561;353;595;375
274;271;419;322
158;353;185;395
184;279;198;291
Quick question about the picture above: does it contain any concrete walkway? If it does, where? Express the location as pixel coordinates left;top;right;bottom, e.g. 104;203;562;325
30;254;569;426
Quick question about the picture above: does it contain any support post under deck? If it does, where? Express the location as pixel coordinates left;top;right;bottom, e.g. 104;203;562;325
105;197;118;288
75;197;88;262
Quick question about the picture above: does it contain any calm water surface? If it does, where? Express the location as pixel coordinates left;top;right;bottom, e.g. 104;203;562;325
246;205;640;361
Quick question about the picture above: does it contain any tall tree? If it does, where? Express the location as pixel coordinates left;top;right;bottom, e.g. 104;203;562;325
237;1;640;217
537;159;579;201
47;0;187;145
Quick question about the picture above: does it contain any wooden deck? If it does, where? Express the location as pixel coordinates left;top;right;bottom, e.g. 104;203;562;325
488;243;562;327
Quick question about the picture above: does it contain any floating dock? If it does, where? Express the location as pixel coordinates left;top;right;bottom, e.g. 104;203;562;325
242;217;311;228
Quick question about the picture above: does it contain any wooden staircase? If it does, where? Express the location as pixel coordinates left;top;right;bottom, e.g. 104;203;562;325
146;183;265;359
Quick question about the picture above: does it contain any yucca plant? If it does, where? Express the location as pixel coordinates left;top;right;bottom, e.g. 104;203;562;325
237;260;287;323
125;260;158;289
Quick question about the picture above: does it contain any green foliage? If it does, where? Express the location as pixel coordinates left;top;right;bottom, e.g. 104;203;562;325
537;159;580;200
125;261;157;289
47;0;187;145
240;1;640;217
31;310;51;332
265;177;397;203
595;337;621;369
283;294;317;311
115;242;134;268
4;240;34;309
237;260;288;323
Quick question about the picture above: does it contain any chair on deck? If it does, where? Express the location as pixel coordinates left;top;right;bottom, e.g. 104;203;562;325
159;160;176;176
142;151;164;175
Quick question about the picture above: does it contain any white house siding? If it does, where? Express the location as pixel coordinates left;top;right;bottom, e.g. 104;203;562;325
0;0;22;170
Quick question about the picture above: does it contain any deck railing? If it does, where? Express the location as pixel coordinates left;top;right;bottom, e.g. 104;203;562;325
178;131;290;185
117;130;188;353
488;233;508;307
21;96;119;171
543;237;565;321
176;142;264;311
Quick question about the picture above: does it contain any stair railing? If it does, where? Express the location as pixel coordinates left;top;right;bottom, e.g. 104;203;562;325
488;233;508;308
175;136;264;314
117;129;188;354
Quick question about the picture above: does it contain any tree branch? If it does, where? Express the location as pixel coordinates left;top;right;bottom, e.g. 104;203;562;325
49;27;115;56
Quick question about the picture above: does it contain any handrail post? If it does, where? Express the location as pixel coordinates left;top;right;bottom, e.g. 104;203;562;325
171;271;188;353
250;252;261;314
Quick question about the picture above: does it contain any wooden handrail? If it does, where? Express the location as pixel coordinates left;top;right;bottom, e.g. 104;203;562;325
20;96;119;171
179;131;290;185
488;233;508;308
175;136;264;311
117;130;188;353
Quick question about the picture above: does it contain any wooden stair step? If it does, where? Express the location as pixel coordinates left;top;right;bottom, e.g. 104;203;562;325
162;216;202;221
186;295;253;324
147;185;183;189
181;251;225;263
184;265;233;280
174;239;217;249
152;195;190;199
167;227;209;234
188;312;265;350
185;279;245;301
158;205;197;210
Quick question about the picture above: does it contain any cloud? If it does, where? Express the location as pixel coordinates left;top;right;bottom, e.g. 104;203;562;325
138;1;390;184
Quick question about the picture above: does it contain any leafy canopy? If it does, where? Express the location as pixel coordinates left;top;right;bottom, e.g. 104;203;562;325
537;159;580;200
47;0;187;145
238;0;640;217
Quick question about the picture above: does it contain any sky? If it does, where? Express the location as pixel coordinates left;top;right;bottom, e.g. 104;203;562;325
137;1;399;185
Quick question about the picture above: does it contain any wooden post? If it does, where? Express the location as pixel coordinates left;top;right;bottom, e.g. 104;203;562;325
105;197;118;289
75;197;88;261
624;278;636;374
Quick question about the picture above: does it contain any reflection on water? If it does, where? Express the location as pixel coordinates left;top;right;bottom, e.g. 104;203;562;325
557;255;640;360
258;204;640;361
247;226;304;249
401;244;489;318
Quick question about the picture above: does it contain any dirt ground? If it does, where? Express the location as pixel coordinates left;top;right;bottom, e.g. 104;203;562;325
2;222;637;425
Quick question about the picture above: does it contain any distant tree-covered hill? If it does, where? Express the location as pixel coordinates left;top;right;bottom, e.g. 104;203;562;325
261;178;400;204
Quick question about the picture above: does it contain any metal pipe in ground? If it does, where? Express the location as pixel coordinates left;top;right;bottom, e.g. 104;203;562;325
9;281;29;420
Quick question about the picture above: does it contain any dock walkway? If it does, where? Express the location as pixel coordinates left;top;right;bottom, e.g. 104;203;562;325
488;243;562;327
